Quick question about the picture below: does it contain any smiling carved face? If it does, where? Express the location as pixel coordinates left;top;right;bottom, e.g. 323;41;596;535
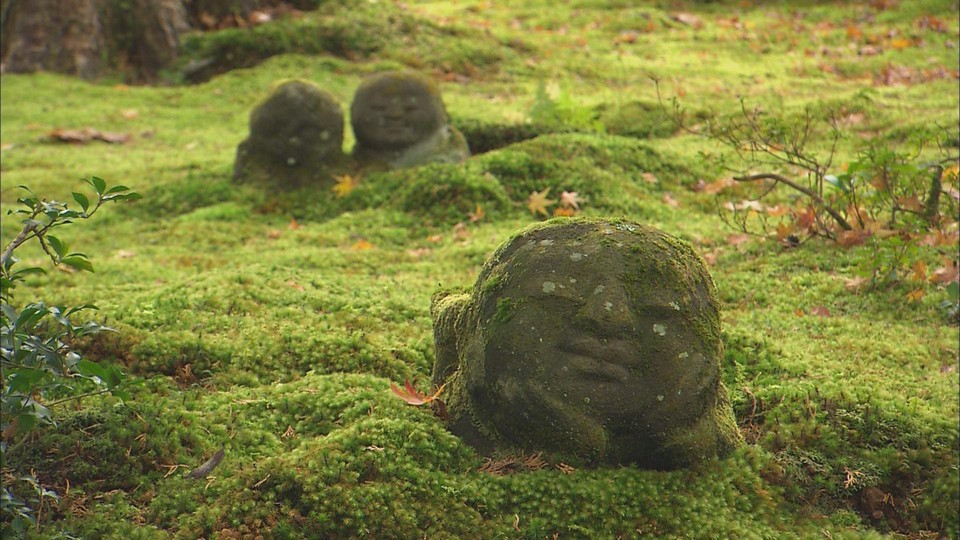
350;72;447;151
440;220;734;467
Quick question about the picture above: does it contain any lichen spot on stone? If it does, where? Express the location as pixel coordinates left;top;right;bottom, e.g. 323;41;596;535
678;351;689;360
540;239;554;246
657;395;665;401
670;301;681;311
653;323;667;336
542;281;556;293
569;278;577;284
604;302;613;312
570;252;584;261
594;285;605;295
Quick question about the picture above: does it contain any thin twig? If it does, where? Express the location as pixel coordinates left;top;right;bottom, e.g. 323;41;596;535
187;448;224;479
0;221;39;268
734;173;853;231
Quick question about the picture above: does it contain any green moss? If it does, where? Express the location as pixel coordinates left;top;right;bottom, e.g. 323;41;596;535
1;0;958;536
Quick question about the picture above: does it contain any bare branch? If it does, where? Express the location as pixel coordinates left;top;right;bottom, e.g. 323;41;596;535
734;173;853;231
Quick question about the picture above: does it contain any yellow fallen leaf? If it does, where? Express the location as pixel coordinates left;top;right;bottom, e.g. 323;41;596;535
333;174;361;198
527;187;556;217
351;239;375;251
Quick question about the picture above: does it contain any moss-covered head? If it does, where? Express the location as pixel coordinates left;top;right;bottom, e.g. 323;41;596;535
350;70;447;151
247;79;345;165
432;218;742;468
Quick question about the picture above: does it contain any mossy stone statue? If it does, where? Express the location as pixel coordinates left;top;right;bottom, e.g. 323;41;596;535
350;70;469;170
233;80;347;188
431;218;742;469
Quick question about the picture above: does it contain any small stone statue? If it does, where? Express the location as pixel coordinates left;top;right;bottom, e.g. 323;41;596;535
431;218;742;469
233;79;347;188
350;71;469;170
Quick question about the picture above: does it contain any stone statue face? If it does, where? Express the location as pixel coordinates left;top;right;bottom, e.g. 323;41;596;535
248;81;344;166
350;72;446;151
434;220;736;467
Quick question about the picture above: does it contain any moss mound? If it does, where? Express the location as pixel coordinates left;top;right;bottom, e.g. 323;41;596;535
177;1;518;83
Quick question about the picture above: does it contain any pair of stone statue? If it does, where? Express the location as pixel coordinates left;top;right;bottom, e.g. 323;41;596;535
233;71;469;187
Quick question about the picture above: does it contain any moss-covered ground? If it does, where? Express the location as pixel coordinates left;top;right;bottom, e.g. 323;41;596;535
1;0;957;537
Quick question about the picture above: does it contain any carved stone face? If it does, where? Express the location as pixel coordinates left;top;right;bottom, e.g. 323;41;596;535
350;72;447;151
432;219;739;468
248;81;344;166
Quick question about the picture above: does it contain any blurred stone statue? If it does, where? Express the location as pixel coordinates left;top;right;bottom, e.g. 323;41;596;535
233;79;347;188
350;71;469;170
431;218;742;469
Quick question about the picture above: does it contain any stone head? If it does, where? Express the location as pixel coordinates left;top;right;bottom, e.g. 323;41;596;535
350;71;448;151
431;218;740;468
248;80;344;166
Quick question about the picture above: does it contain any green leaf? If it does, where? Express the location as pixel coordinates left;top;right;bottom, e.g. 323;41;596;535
104;185;132;195
45;235;68;259
72;192;90;213
61;255;94;273
947;281;959;302
88;176;107;195
76;359;108;383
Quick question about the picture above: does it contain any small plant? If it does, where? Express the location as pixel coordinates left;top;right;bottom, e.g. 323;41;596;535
1;177;139;536
528;81;605;133
661;86;959;296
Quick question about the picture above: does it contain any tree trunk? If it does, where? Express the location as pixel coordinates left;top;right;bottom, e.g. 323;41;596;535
1;0;189;82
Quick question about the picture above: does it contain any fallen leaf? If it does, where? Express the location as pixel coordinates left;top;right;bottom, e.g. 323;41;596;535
556;463;576;474
333;174;361;198
405;247;432;258
910;261;928;282
905;288;925;302
929;260;960;284
889;38;912;49
553;207;576;217
795;207;817;231
426;234;444;243
727;233;751;247
288;218;301;230
559;190;582;209
266;230;282;239
286;281;305;292
351;239;375;251
452;222;471;242
389;380;445;406
775;222;795;241
697;177;735;194
897;195;924;212
640;172;659;184
810;305;832;317
527;187;556;216
765;204;789;217
114;250;137;259
249;10;272;24
836;229;872;248
468;204;485;223
121;109;139;120
702;249;721;265
47;127;93;143
843;275;868;291
662;193;680;207
671;12;703;29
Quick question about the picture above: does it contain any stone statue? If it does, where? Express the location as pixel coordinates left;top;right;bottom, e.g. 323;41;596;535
233;79;347;188
350;71;469;170
431;218;742;469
